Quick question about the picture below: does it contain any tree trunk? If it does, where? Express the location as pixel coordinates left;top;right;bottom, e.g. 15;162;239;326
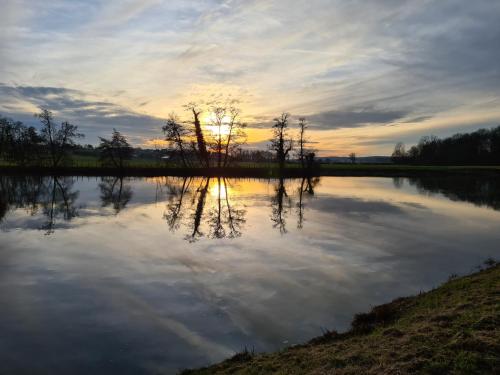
192;110;209;168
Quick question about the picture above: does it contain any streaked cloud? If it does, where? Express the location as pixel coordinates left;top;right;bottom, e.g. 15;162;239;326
308;107;410;130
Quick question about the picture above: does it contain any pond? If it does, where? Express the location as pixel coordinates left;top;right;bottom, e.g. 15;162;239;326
1;175;499;374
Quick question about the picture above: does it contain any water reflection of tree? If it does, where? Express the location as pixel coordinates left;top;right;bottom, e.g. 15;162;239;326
0;176;79;234
0;175;45;221
41;177;79;234
161;177;246;241
99;177;133;214
393;176;500;211
296;176;319;229
207;177;246;239
187;177;210;242
163;177;192;231
271;177;292;234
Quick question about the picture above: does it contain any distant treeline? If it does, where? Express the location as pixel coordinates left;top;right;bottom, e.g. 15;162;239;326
392;126;500;165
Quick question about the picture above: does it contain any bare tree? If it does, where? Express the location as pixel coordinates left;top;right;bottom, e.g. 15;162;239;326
270;113;293;169
209;104;227;169
222;103;246;167
297;117;308;168
184;102;209;168
163;113;190;167
349;152;356;164
98;129;134;169
207;99;247;168
36;108;83;167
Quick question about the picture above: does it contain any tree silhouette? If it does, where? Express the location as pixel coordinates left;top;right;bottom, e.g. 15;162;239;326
0;116;42;166
36;108;83;167
270;113;293;169
392;126;500;165
163;113;191;167
297;117;309;169
98;129;134;169
184;102;209;168
206;99;247;168
391;142;407;163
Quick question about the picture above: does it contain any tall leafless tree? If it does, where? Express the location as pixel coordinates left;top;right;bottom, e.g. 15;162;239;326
36;108;83;167
163;113;190;167
270;113;293;170
207;99;247;168
297;117;308;168
184;102;209;168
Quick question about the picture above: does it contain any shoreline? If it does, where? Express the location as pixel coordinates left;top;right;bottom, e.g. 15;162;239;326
182;262;500;374
1;164;500;178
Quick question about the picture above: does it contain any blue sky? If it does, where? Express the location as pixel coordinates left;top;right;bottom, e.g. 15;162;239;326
1;0;500;155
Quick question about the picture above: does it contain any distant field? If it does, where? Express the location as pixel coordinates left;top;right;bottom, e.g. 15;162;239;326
1;156;500;177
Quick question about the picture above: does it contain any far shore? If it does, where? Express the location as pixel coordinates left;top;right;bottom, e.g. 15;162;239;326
1;163;500;178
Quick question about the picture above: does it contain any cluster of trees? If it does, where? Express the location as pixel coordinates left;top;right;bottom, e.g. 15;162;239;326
163;101;315;169
1;102;317;170
0;109;135;169
162;100;247;168
392;126;500;165
0;110;83;167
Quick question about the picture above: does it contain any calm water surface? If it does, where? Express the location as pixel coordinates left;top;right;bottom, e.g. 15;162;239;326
1;175;499;374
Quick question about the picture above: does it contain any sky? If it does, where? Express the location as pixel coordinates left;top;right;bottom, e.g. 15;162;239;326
1;0;500;156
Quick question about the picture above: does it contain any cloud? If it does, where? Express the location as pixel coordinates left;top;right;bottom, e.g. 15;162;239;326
309;197;406;220
307;107;410;130
0;84;164;144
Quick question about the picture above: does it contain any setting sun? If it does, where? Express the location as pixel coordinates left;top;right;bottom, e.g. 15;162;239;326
202;112;232;138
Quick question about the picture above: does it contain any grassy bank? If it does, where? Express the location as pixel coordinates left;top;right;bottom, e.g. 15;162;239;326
183;262;500;374
1;163;500;178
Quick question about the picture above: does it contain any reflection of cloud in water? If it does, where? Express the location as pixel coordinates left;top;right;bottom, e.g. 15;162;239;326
1;176;500;372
